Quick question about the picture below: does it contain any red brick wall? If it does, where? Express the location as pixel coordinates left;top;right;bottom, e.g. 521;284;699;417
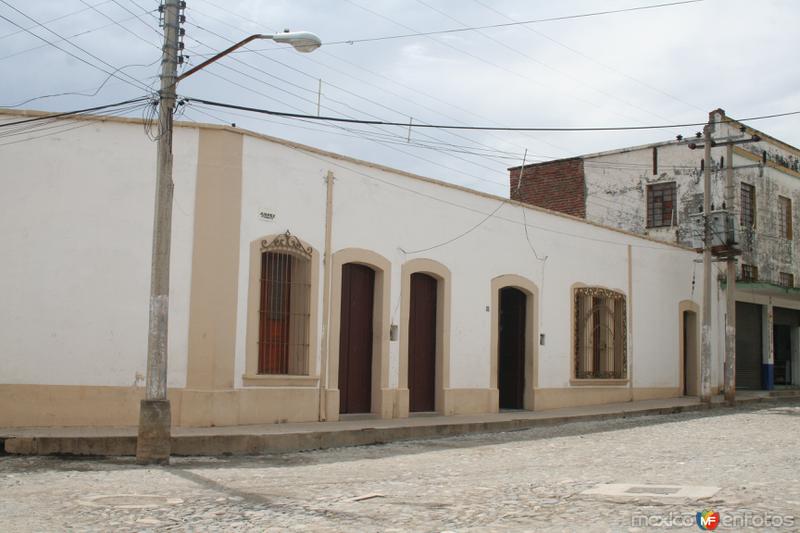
509;158;586;218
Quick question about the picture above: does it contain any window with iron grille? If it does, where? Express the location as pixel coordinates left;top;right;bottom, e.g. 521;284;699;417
778;196;793;240
574;287;627;379
258;246;311;375
740;183;756;228
779;272;795;288
741;264;758;282
646;182;676;228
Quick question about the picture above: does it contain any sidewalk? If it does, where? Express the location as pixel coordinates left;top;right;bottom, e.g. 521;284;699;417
3;390;798;457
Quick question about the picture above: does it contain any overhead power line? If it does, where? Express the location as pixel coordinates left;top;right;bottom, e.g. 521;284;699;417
0;0;151;92
183;98;800;133
0;97;152;128
262;0;706;48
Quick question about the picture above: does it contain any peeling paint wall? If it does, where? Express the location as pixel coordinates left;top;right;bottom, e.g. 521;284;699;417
582;118;799;287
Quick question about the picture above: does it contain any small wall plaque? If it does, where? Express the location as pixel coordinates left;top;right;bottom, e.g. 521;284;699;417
258;207;276;222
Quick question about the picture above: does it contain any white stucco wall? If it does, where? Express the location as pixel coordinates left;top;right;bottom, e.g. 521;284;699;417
1;115;702;397
0;118;197;388
234;135;700;391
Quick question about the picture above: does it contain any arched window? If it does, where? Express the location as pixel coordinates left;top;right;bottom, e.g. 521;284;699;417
574;287;627;379
258;232;312;375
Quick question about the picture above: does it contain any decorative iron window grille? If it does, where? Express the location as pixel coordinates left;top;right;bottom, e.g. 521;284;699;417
740;183;756;228
778;196;793;240
646;182;676;228
779;272;795;288
258;231;312;375
741;264;758;282
574;287;627;379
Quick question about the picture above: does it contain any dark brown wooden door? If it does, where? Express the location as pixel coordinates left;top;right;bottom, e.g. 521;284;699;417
338;263;375;414
409;273;437;412
499;287;526;409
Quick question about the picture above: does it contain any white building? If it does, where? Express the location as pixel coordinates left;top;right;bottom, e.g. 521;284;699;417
1;110;705;428
510;109;800;392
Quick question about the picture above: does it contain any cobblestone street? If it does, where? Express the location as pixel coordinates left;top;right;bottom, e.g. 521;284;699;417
2;402;799;532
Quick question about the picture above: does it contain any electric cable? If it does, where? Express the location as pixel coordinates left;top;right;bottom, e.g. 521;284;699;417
0;3;151;93
183;97;800;132
0;97;151;128
470;0;706;114
188;0;571;157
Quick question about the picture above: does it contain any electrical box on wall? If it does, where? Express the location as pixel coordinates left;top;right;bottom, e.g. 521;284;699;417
688;210;740;254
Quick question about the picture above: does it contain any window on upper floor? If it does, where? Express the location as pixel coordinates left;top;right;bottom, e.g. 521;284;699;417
574;287;627;380
778;196;793;240
779;272;795;288
740;183;756;228
646;182;676;228
741;264;758;282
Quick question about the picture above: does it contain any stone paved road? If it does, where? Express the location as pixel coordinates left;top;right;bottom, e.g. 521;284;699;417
2;402;799;532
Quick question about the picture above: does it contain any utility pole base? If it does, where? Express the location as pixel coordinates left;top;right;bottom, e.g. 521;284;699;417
724;392;736;407
136;399;171;465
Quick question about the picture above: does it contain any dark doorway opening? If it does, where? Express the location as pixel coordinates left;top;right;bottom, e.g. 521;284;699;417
338;263;375;414
774;325;792;385
498;287;526;410
409;273;438;412
683;310;698;396
735;302;763;390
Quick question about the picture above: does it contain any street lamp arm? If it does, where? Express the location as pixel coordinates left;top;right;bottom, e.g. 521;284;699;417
176;30;321;83
177;34;270;82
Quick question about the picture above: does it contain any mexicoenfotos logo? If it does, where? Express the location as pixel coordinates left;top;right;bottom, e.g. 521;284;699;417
696;509;720;530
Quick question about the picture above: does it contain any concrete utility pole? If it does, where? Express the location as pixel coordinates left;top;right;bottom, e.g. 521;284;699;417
135;19;320;463
689;111;759;405
700;119;713;403
137;0;181;465
724;143;736;405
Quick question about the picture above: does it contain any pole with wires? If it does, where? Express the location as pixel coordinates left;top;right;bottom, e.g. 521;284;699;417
724;142;736;405
137;0;181;465
700;117;713;403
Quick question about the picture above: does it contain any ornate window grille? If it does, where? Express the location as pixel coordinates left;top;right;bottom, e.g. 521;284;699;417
258;231;312;375
574;287;627;379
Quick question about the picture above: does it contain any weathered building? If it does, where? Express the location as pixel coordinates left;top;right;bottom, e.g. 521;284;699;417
510;109;800;391
1;109;706;428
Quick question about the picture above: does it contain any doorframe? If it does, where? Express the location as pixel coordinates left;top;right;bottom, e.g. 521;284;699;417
490;275;539;412
399;259;451;417
327;248;391;420
679;300;700;396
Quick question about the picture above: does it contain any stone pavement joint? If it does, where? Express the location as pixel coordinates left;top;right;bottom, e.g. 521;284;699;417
3;390;799;457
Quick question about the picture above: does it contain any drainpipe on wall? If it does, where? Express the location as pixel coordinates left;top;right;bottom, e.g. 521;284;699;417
318;171;335;421
627;244;634;401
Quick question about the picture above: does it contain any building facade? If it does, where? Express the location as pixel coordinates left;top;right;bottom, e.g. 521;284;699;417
1;110;704;428
510;109;800;391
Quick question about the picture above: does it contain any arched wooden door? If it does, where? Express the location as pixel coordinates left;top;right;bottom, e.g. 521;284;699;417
338;263;375;414
409;273;437;412
499;287;526;409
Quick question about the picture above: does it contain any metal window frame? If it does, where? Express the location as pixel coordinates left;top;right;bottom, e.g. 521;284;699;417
740;182;756;229
741;263;758;282
778;195;793;240
646;181;676;228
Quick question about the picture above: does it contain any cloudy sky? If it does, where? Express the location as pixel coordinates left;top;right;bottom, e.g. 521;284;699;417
2;0;798;195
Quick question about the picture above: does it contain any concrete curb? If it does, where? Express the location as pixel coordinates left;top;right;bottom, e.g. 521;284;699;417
3;394;797;457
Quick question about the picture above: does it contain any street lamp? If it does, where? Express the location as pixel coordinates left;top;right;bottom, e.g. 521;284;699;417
136;0;321;466
177;31;322;82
